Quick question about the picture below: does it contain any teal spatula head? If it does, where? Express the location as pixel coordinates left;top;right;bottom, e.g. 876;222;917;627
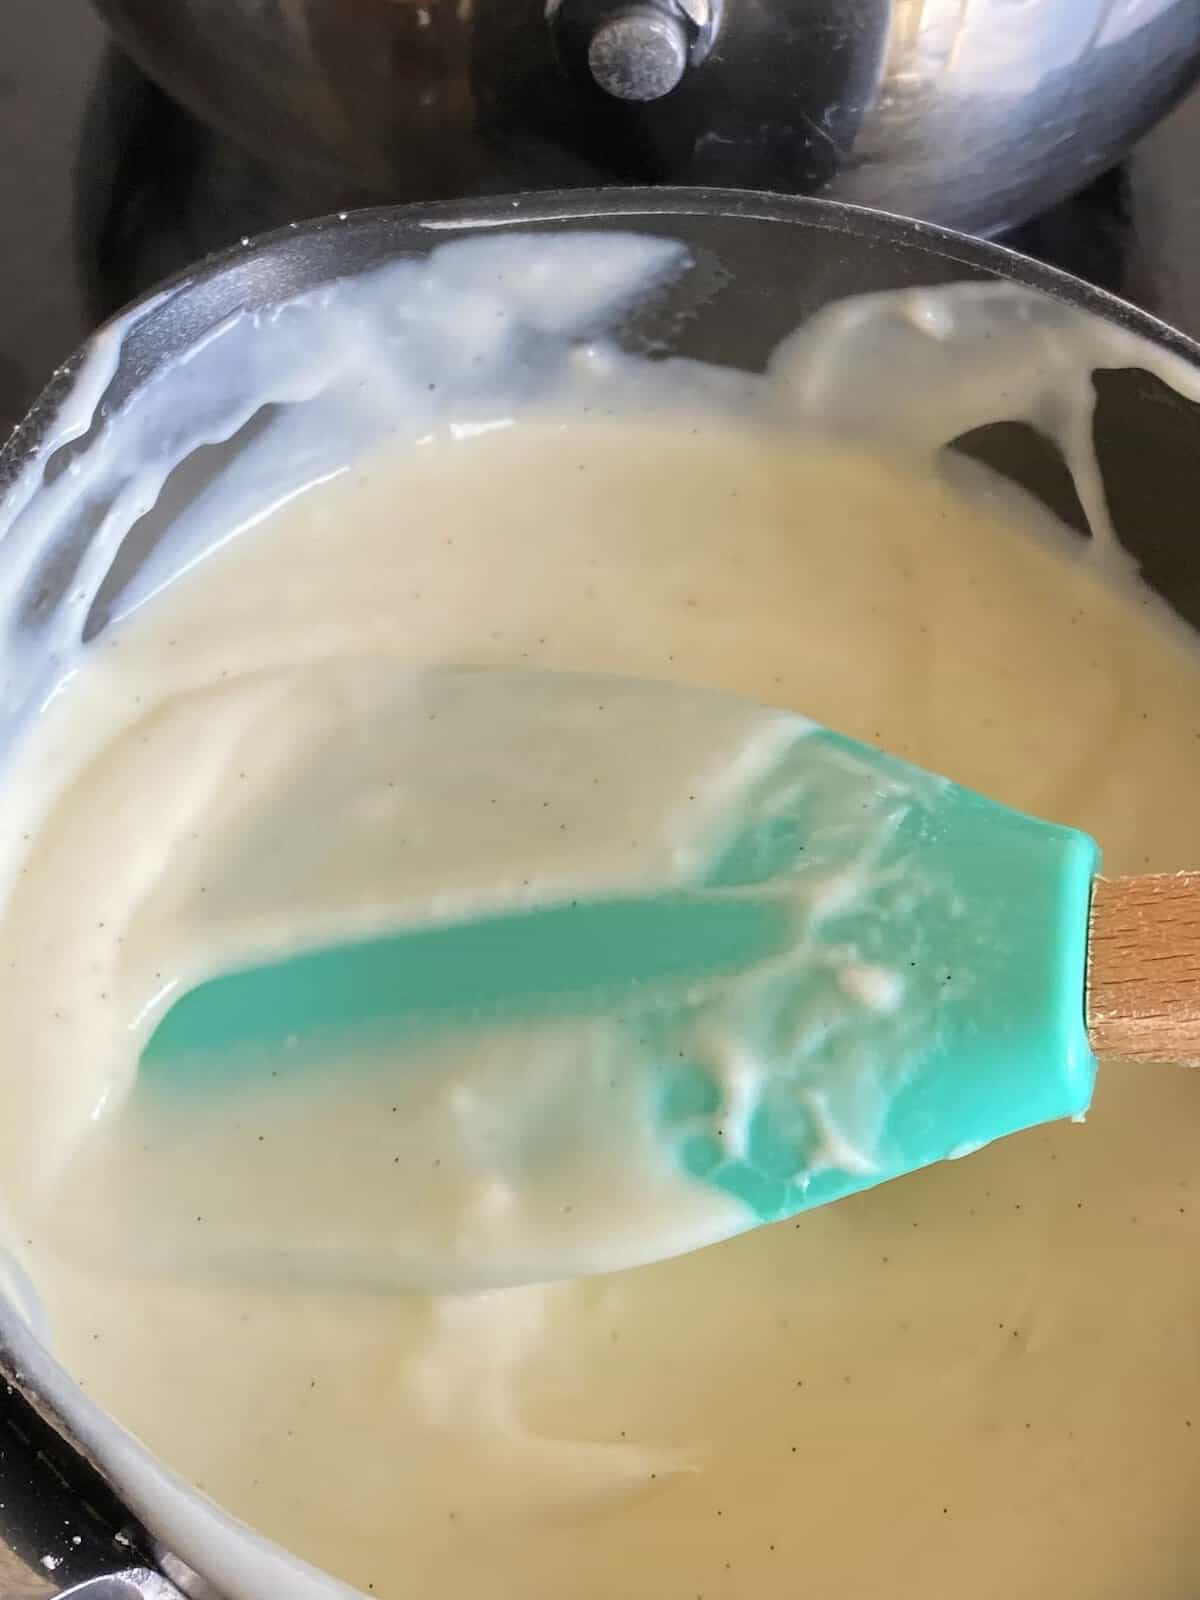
135;667;1098;1287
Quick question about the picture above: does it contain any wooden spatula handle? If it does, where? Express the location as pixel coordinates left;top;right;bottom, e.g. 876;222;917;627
1087;873;1200;1064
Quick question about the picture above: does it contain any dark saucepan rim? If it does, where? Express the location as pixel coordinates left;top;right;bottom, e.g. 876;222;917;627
5;185;1200;493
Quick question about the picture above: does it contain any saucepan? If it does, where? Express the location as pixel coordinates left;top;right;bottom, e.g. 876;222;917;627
2;188;1200;1600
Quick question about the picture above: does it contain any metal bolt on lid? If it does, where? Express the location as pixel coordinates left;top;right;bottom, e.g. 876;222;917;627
587;6;690;100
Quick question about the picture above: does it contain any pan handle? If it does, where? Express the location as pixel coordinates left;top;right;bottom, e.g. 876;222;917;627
57;1572;187;1600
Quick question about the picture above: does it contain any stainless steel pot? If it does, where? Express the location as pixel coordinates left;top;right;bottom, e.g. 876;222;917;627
88;0;1200;234
4;188;1200;1599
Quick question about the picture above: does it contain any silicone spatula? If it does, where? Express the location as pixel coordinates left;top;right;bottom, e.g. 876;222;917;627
136;667;1200;1270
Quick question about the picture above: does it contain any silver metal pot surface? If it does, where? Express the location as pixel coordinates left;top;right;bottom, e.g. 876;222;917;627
88;0;1200;234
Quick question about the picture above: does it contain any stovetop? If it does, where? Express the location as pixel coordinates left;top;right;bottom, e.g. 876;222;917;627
2;0;1200;1593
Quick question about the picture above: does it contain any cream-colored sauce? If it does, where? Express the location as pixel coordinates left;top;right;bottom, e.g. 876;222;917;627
3;234;1200;1598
